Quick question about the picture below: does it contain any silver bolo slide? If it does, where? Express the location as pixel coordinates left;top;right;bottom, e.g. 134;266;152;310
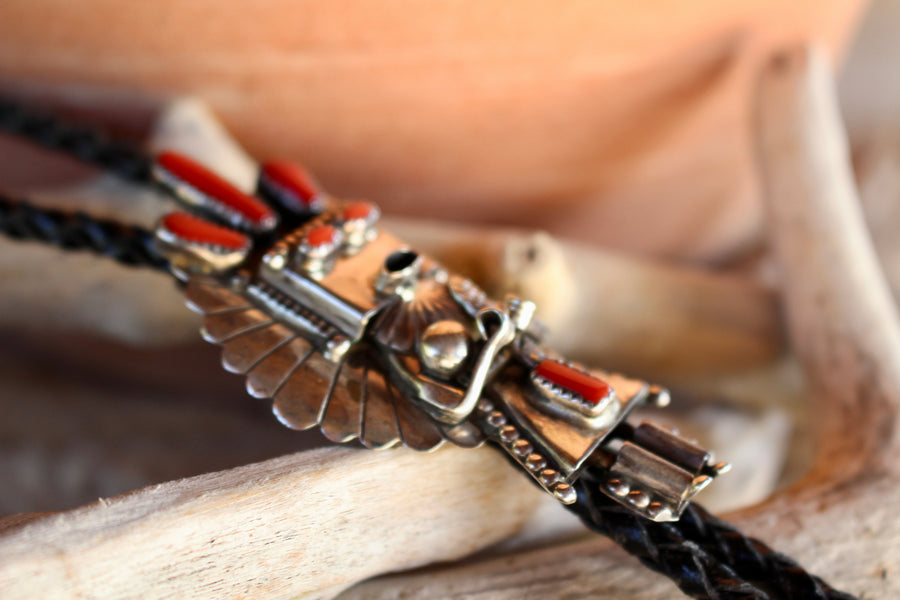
152;151;729;522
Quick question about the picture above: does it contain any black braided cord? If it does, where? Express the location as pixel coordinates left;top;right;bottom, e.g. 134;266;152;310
568;466;859;600
0;193;168;270
0;95;860;600
0;98;153;184
674;502;857;600
490;443;768;599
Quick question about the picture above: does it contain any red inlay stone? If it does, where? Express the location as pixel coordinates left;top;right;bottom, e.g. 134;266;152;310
157;151;275;226
161;212;249;251
342;201;375;221
534;360;611;405
259;160;321;210
305;224;338;248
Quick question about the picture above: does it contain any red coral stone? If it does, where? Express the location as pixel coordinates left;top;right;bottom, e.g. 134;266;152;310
342;201;374;221
157;151;275;226
306;224;338;248
259;160;321;209
534;360;611;405
161;212;249;251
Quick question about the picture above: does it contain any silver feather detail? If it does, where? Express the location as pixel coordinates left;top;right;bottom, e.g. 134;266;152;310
184;276;446;451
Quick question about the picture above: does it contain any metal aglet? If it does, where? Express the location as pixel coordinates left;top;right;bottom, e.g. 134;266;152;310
598;421;728;521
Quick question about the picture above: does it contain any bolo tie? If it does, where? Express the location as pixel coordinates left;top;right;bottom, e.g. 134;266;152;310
0;98;858;600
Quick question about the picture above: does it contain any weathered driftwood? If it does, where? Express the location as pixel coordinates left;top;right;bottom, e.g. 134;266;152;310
0;99;262;345
1;45;895;599
0;314;790;517
332;45;900;599
839;1;900;311
0;372;791;600
1;33;896;600
386;218;783;379
0;446;545;600
0;331;315;516
0;214;783;372
0;97;798;599
0;98;783;375
0;97;790;528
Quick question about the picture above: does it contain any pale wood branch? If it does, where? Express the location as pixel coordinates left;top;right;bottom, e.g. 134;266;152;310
5;43;894;599
0;212;783;377
0;446;544;600
387;218;783;378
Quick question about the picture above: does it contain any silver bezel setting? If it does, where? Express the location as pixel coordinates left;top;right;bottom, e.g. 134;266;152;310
528;361;618;425
153;163;277;234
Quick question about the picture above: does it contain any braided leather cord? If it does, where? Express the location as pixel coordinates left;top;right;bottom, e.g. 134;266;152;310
0;99;153;184
490;443;769;599
569;470;769;599
0;96;859;600
568;467;859;600
0;193;168;270
674;503;858;600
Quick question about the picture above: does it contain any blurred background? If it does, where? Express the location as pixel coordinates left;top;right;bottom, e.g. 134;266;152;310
0;0;897;518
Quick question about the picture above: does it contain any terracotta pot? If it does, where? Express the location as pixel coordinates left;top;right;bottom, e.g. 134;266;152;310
0;0;864;261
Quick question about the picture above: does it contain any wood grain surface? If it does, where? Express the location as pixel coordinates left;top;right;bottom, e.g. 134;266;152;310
2;1;898;598
1;46;896;598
